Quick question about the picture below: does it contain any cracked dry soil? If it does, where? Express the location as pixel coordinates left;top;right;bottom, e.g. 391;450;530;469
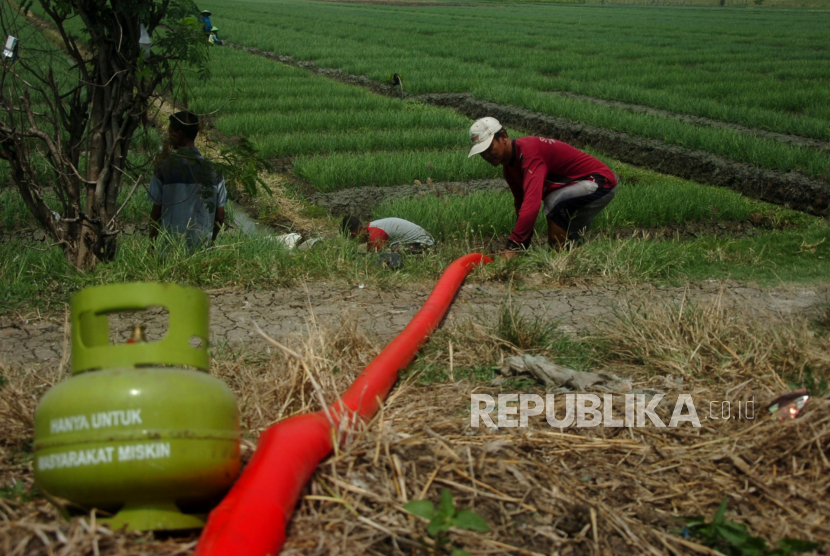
2;280;826;368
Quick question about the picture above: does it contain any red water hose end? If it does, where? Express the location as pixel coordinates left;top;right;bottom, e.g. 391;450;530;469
195;253;492;556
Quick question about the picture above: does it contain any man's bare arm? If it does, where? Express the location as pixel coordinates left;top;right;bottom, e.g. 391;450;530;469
213;206;226;242
149;204;162;242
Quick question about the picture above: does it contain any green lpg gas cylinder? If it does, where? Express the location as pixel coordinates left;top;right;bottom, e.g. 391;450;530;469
33;283;240;531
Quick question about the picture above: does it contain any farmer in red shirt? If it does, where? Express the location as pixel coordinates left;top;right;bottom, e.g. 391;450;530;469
469;117;616;259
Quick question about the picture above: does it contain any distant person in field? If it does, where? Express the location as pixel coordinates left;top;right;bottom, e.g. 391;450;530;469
468;117;616;259
209;26;224;46
341;216;434;252
148;111;227;251
200;10;212;35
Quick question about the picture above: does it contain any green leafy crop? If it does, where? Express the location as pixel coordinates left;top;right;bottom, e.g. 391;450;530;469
682;498;821;556
404;489;489;556
0;480;37;503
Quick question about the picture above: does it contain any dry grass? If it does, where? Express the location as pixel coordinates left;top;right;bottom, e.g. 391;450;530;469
241;172;334;238
280;295;830;555
0;308;379;555
283;382;830;556
1;295;829;555
596;288;830;388
526;238;679;287
215;310;381;436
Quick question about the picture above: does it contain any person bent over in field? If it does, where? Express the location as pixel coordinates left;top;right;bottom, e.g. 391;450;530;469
148;111;227;251
342;216;434;252
468;117;616;259
209;26;224;46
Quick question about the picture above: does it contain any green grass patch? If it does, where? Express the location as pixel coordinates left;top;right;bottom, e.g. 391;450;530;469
0;182;154;231
0;480;38;503
672;224;830;283
496;293;558;350
3;219;830;315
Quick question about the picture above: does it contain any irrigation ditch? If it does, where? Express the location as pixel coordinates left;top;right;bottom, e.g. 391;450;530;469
229;44;830;218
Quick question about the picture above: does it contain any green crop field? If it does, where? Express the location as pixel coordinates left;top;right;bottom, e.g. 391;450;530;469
373;159;811;241
186;46;499;190
206;0;830;179
3;0;830;311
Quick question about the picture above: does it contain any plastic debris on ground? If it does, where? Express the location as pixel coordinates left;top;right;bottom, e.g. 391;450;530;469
3;36;19;61
268;234;324;251
375;252;403;270
496;354;632;392
766;388;810;421
297;238;323;251
270;233;302;250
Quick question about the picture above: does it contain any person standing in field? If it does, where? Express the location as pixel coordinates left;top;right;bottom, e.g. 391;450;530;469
200;10;212;35
341;216;434;252
148;111;227;251
468;117;616;259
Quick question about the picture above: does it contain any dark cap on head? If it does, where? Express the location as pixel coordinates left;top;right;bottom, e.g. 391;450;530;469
169;111;200;141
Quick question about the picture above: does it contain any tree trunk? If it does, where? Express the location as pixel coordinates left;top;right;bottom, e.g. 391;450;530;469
1;0;208;269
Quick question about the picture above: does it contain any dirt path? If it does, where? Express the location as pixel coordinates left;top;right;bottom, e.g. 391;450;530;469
228;44;830;217
2;280;826;367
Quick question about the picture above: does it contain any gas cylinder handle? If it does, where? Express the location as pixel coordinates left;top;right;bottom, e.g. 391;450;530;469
70;282;210;374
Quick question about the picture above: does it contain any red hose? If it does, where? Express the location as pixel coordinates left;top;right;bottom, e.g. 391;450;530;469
195;253;492;556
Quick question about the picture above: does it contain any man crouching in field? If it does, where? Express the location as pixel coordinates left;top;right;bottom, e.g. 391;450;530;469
342;216;434;252
148;111;227;251
469;117;616;259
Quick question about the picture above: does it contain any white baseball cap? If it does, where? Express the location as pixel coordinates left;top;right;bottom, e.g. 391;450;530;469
468;117;503;158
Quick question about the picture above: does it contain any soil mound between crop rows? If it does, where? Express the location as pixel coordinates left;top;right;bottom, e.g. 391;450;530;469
549;90;830;153
312;178;505;219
